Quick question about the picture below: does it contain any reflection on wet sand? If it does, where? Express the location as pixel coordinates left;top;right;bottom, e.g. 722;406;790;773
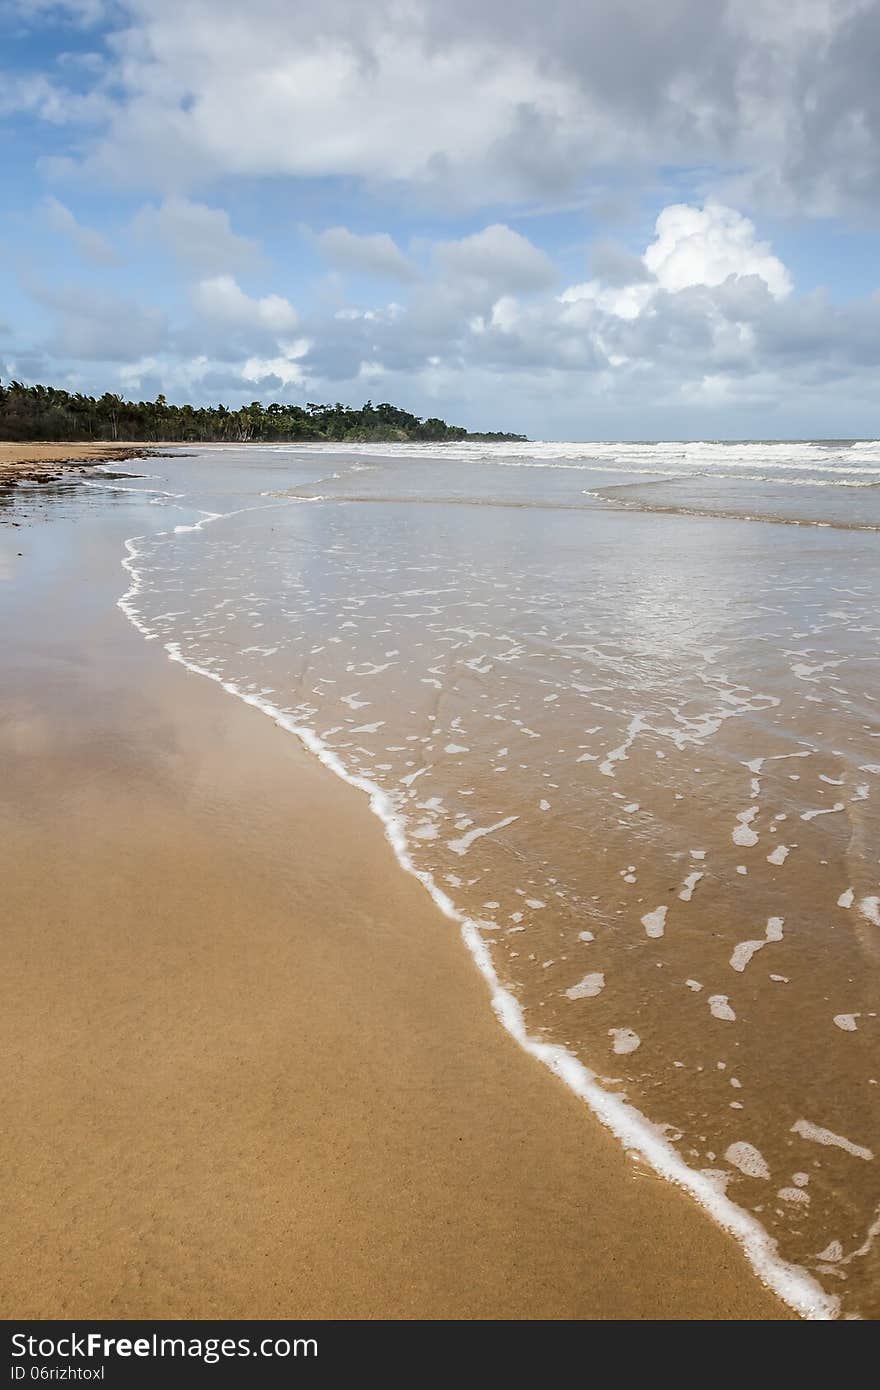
101;442;880;1316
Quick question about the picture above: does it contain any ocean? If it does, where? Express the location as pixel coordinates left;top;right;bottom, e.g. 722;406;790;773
91;438;879;1318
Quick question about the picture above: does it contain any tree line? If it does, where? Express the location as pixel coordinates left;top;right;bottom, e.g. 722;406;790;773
0;380;525;444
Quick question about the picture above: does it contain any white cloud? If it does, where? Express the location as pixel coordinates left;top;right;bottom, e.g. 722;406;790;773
132;197;262;273
44;194;118;265
12;0;109;24
28;279;167;361
433;224;556;290
643;202;792;298
67;8;579;198
0;69;108;125
489;296;520;332
160;201;872;432
11;0;879;217
590;241;655;288
192;274;298;333
560;202;792;322
16;187;880;438
314;227;418;281
557;280;652;321
241;345;310;387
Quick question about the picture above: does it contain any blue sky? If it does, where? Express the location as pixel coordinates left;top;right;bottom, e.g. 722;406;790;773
2;0;880;439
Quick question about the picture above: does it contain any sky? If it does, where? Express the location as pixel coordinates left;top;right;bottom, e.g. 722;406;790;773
1;0;880;439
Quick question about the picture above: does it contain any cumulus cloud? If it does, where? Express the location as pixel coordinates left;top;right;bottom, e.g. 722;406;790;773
11;0;880;216
590;241;655;288
173;275;306;365
433;225;556;290
28;279;167;361
9;0;109;24
240;347;309;388
60;6;577;198
12;185;880;438
192;274;298;334
290;200;859;424
131;197;262;273
560;201;791;322
313;227;418;281
0;68;107;125
643;202;792;298
43;194;118;265
287;201;805;402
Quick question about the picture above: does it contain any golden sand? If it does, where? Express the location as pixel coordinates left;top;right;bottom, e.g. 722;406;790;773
0;514;791;1319
0;441;157;486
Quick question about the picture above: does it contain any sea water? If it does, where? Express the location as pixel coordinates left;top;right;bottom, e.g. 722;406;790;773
91;438;879;1318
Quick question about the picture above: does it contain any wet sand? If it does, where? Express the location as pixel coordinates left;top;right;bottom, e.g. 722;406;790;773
0;441;159;488
0;501;791;1320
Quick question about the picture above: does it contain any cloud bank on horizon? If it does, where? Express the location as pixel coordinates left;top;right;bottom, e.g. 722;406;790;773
2;0;879;438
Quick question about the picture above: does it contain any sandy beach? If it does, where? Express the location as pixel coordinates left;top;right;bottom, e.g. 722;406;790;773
0;474;794;1320
4;0;879;1334
0;442;161;489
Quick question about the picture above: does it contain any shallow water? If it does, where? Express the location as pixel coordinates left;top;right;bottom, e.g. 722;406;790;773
20;439;880;1317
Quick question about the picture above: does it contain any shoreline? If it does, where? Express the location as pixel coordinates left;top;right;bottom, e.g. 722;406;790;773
122;521;836;1322
1;483;796;1320
0;441;164;490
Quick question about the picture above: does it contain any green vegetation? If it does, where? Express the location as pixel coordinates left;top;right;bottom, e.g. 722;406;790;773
0;380;525;444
